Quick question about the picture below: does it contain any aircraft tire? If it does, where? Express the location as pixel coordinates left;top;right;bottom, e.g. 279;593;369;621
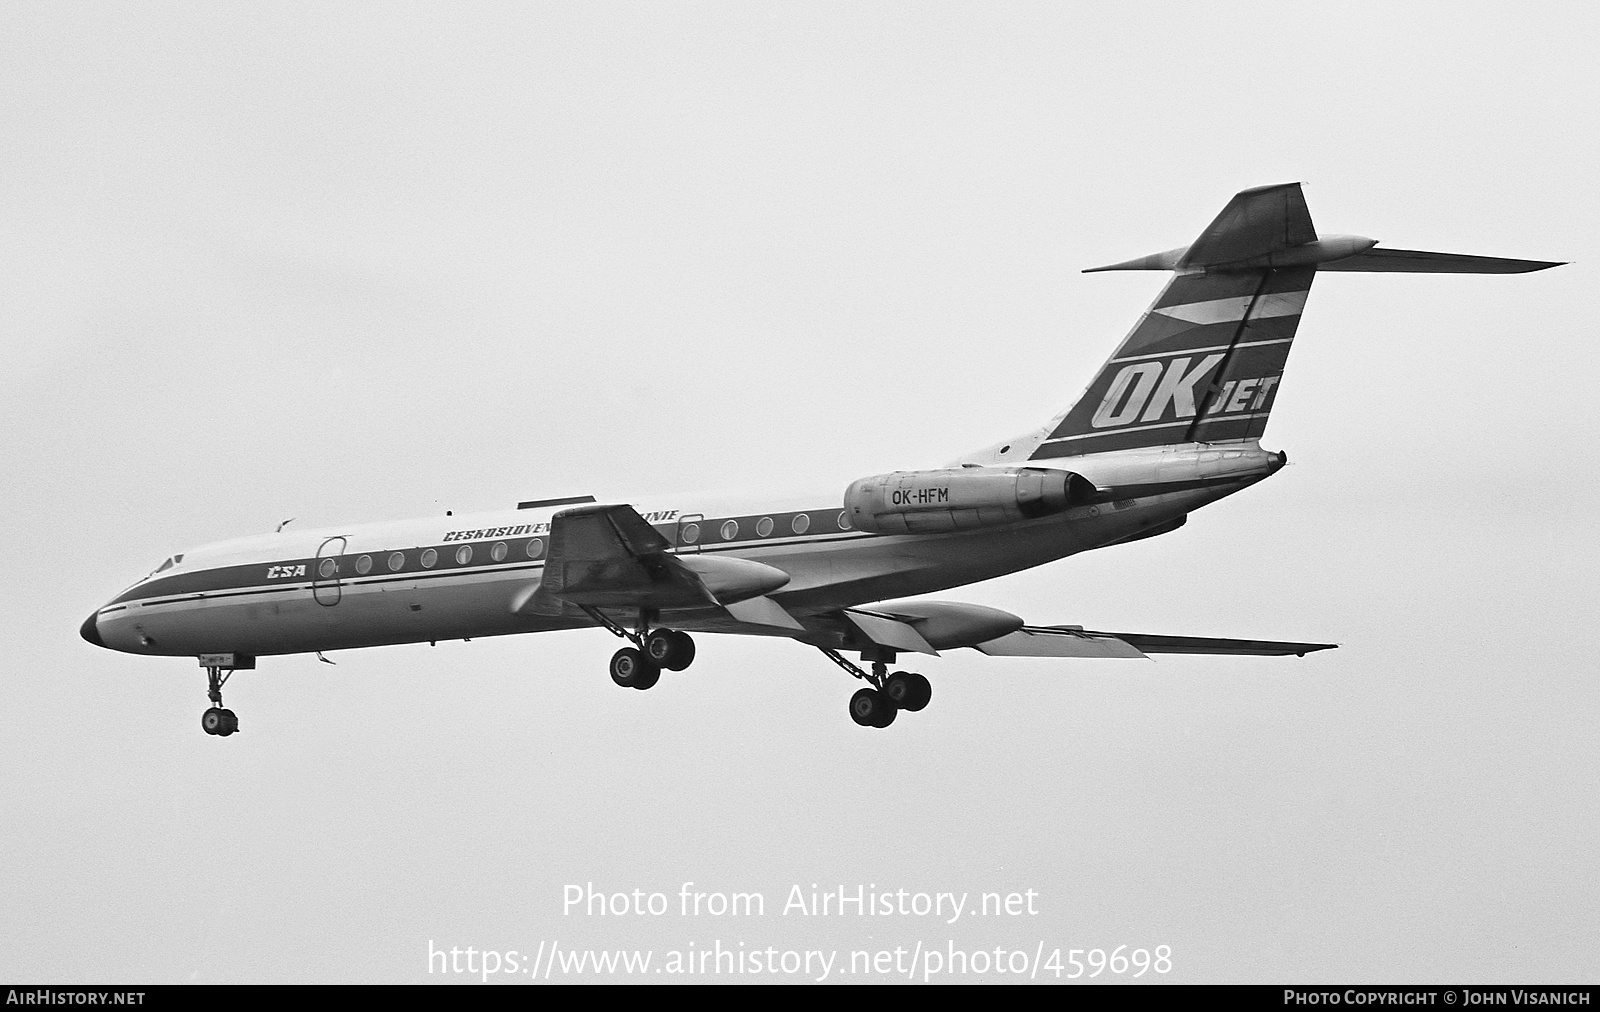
869;689;897;727
632;663;661;690
849;688;896;728
218;709;239;735
644;630;673;666
665;631;695;671
886;672;931;712
645;630;696;671
610;647;650;688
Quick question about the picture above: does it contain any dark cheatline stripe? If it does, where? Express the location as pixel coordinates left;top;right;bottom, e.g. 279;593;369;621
110;507;865;605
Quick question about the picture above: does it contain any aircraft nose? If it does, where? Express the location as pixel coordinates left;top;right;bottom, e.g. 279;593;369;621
80;611;106;648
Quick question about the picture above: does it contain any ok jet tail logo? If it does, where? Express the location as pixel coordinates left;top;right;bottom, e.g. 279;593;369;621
1090;354;1282;429
1091;354;1223;428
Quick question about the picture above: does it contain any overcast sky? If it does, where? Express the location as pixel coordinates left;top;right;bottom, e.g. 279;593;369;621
2;2;1596;984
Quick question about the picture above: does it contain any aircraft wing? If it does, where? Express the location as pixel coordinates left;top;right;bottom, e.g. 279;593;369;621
523;503;791;617
974;624;1336;659
837;598;1334;660
526;503;706;612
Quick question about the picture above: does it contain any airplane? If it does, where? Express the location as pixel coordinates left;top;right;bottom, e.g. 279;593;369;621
79;183;1561;734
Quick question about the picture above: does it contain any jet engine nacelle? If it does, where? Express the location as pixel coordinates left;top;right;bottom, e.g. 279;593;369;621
843;466;1097;535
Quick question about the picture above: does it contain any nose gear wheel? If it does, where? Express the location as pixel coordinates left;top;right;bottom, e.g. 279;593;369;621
200;665;241;736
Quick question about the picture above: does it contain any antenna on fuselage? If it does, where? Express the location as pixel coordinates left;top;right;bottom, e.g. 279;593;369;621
316;651;335;665
276;518;295;532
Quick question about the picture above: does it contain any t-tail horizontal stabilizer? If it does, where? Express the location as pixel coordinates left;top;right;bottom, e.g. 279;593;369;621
1315;247;1564;273
1085;182;1562;274
1087;243;1561;275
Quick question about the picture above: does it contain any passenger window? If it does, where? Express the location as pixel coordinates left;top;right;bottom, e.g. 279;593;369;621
455;545;473;565
681;523;700;544
838;511;852;530
791;514;810;534
421;549;437;568
355;555;372;575
721;520;739;540
388;552;405;571
756;517;774;537
318;558;337;579
491;542;508;562
526;538;544;559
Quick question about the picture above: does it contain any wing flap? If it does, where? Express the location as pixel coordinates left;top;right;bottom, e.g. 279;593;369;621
723;595;805;631
974;627;1147;658
843;610;939;656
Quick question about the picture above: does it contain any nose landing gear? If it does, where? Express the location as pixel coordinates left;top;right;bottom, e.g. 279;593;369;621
197;653;251;736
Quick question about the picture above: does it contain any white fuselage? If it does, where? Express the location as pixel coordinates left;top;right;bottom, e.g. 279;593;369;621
84;443;1282;659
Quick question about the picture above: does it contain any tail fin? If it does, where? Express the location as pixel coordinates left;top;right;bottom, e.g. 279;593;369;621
1026;183;1561;461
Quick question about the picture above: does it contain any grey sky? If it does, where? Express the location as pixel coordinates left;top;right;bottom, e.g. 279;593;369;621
2;3;1596;983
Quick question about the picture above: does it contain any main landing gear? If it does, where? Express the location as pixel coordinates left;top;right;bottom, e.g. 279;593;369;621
820;649;932;729
584;608;696;691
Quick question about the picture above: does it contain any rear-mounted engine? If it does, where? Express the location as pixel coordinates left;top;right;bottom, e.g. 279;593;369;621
843;466;1098;535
